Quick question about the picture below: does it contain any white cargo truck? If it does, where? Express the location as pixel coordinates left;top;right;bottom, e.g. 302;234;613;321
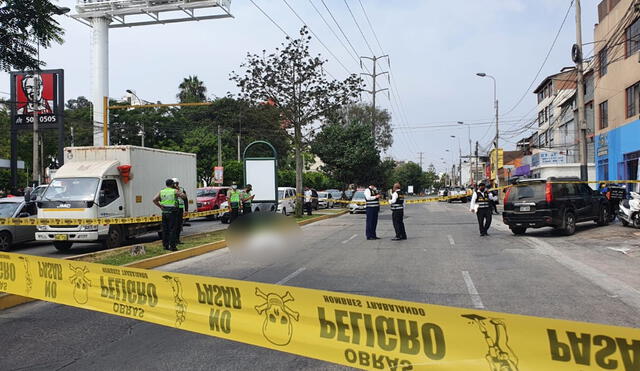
35;146;197;251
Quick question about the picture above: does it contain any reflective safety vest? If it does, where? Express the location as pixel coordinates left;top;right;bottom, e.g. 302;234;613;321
366;188;380;208
242;191;252;207
475;190;490;209
229;190;241;208
390;190;405;211
160;187;178;209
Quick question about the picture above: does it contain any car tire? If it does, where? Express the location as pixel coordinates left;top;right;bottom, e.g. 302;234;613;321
563;211;576;236
510;226;526;235
53;241;73;251
596;206;609;226
633;214;640;229
0;231;12;252
621;219;629;227
101;226;123;249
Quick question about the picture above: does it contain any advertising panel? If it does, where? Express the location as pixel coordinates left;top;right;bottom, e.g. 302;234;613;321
10;70;64;130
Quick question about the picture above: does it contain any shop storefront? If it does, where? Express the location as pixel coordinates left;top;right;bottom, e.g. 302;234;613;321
595;119;640;191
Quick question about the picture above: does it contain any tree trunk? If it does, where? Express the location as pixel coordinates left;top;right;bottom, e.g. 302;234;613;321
294;121;303;217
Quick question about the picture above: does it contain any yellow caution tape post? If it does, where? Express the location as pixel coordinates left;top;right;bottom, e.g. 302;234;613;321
0;251;638;370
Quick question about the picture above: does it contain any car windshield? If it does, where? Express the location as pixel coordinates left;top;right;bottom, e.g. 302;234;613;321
0;202;20;217
510;183;546;201
352;191;365;200
318;192;328;198
34;186;47;198
43;178;100;202
197;189;217;197
278;190;285;199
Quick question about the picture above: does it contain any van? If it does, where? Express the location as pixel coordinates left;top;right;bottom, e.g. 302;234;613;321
277;187;296;216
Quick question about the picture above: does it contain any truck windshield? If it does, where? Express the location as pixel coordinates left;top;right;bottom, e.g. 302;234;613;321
43;178;100;202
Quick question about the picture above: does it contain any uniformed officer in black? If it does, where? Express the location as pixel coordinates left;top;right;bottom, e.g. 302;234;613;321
364;184;381;240
390;182;407;241
470;182;498;236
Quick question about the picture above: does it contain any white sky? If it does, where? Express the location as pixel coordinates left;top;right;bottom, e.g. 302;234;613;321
0;0;599;173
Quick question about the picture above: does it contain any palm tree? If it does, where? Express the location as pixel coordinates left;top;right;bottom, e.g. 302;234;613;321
177;75;207;103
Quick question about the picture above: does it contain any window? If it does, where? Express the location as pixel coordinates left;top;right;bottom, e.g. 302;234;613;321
626;82;639;118
99;179;120;206
538;111;544;125
626;17;640;58
598;159;609;180
599;101;608;129
598;48;608;76
537;92;544;103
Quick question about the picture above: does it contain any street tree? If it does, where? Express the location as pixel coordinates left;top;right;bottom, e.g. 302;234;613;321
177;75;207;103
311;121;380;186
393;162;427;194
0;0;65;71
337;104;393;151
231;27;362;216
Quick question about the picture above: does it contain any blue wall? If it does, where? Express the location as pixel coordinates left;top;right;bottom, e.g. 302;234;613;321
595;119;640;180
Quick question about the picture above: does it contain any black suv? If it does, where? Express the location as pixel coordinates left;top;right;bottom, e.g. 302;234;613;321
502;177;609;235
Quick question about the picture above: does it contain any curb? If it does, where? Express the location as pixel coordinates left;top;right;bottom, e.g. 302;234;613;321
0;210;347;311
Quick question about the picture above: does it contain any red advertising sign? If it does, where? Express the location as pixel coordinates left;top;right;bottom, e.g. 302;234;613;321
10;70;63;130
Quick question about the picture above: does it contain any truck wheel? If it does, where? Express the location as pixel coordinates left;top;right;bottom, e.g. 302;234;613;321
563;212;576;236
53;242;73;251
621;219;629;227
510;226;527;235
596;206;609;226
102;226;123;249
0;231;12;252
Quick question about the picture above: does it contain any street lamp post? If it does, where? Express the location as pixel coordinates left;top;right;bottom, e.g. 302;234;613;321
451;135;461;186
458;121;473;185
126;89;148;147
476;73;499;188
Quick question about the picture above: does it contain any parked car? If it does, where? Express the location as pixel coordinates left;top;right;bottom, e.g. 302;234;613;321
502;177;609;236
277;187;297;216
0;197;37;251
325;189;343;207
196;186;229;220
447;187;468;203
348;191;367;214
438;188;449;200
317;191;334;208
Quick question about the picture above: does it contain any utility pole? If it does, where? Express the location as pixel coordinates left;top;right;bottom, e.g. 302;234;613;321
574;0;589;181
237;112;242;162
32;74;40;186
360;55;389;141
418;152;424;171
475;141;479;185
217;125;222;167
141;123;145;147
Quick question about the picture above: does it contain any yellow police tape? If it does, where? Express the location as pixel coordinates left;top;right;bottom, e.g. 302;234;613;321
0;207;230;227
0;251;638;370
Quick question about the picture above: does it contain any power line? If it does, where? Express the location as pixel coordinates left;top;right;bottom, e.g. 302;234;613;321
501;0;575;117
281;0;353;75
320;0;361;60
307;0;359;66
343;0;375;55
248;0;290;38
358;0;384;54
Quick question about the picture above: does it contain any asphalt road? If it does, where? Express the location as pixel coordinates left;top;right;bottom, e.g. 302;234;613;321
1;201;639;370
9;216;228;258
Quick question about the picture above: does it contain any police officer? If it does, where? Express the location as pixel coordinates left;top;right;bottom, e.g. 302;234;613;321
390;182;407;241
470;182;498;236
364;184;381;240
172;178;189;243
153;179;185;251
242;184;255;215
304;186;313;216
228;182;242;223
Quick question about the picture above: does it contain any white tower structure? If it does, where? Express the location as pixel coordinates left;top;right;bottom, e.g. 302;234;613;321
72;1;233;146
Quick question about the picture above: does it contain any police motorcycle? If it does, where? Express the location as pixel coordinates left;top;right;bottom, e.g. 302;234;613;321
618;191;640;228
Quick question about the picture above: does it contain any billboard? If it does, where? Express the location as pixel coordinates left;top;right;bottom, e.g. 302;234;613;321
10;69;64;130
245;159;277;203
213;166;224;184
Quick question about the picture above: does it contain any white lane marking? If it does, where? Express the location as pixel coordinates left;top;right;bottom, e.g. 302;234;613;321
341;234;358;244
447;235;455;246
606;246;631;255
461;271;485;309
276;267;306;285
524;236;640;310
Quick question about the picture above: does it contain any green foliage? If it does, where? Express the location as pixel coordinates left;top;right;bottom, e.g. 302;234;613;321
177;75;207;103
311;121;380;186
222;160;243;186
0;0;66;71
278;169;296;187
334;104;393;151
392;162;428;193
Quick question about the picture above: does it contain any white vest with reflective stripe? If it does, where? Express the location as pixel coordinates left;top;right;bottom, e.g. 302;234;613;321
475;190;490;208
390;191;404;210
366;189;380;208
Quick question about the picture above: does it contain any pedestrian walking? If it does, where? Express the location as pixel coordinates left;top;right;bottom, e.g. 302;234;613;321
153;178;185;251
489;181;499;215
470;182;498;236
304;186;313;216
242;184;255;215
390;182;407;241
228;182;242;223
364;184;381;240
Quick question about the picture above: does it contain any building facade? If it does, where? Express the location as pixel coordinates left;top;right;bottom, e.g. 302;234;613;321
594;0;640;188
